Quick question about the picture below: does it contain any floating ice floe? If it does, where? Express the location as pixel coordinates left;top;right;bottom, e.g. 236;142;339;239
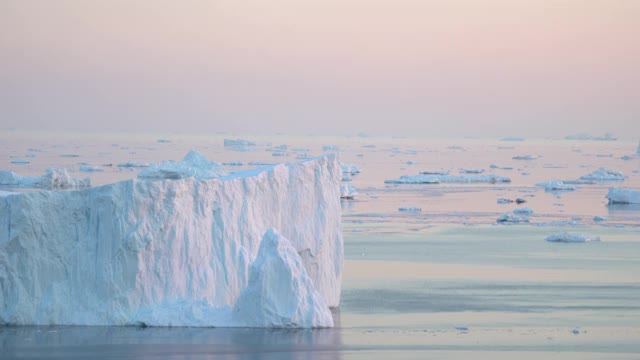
489;164;513;170
157;139;171;143
340;184;357;199
606;187;640;204
579;167;624;181
385;173;510;184
500;137;524;142
0;168;90;190
0;154;343;327
497;198;513;204
10;159;30;165
513;207;533;215
460;169;484;174
512;155;539;160
420;170;449;175
564;133;617;141
497;212;529;223
79;165;104;172
545;233;600;243
117;161;149;168
593;216;607;222
341;163;361;176
138;150;227;180
536;181;576;191
398;207;421;212
322;145;339;151
223;162;244;166
224;138;256;152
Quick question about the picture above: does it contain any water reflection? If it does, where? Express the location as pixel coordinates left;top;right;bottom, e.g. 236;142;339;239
1;310;343;360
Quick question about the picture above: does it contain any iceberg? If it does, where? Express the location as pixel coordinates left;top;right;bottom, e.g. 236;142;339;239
138;150;227;180
0;168;90;190
545;233;600;243
606;187;640;204
579;167;624;181
232;229;333;328
536;181;576;191
385;173;510;184
497;212;529;223
0;154;343;327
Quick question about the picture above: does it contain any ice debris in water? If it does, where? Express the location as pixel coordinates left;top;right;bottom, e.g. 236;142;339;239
10;159;30;165
340;184;358;199
341;163;361;176
497;198;513;204
232;229;333;328
545;233;600;243
579;167;624;181
0;168;90;190
512;155;539;160
513;207;533;214
460;168;484;174
606;187;640;204
497;212;529;223
224;138;256;152
117;161;149;168
322;145;339;151
398;207;422;212
138;150;227;180
536;181;576;191
385;173;510;184
79;165;104;172
593;216;607;222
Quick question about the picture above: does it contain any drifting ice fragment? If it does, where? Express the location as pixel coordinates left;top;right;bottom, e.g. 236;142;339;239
536;181;576;191
385;174;510;184
579;167;624;181
497;212;529;223
606;187;640;204
340;184;358;199
398;207;422;212
545;233;600;243
138;150;227;180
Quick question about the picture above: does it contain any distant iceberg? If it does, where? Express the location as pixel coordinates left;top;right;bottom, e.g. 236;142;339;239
340;184;357;199
545;233;600;243
0;168;90;190
497;212;529;223
138;150;227;180
536;180;576;191
0;154;343;327
606;187;640;204
579;167;624;181
385;173;510;184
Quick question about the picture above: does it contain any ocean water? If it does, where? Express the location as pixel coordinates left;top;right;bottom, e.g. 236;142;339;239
1;131;640;359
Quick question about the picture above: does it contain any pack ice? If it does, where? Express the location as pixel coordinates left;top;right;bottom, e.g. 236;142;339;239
0;153;343;328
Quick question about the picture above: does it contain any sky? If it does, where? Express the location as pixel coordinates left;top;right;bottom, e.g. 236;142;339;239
1;0;639;138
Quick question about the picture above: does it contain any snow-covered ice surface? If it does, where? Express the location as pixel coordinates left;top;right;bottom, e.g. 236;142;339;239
0;154;343;327
3;132;640;359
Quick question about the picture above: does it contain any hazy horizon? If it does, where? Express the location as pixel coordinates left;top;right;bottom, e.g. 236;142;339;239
1;0;639;139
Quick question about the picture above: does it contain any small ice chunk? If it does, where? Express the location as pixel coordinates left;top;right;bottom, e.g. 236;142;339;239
386;174;510;184
117;161;149;168
545;233;600;243
224;138;255;147
420;170;449;175
460;169;484;174
513;207;533;214
497;212;529;223
223;162;244;166
398;207;421;212
322;145;339;151
79;165;104;172
340;184;358;199
10;159;30;165
536;181;576;191
406;160;416;165
593;216;607;222
606;187;640;204
497;198;513;204
572;328;580;335
232;229;333;328
500;137;524;142
512;155;538;160
579;167;624;181
157;139;171;143
515;198;527;204
455;325;469;331
341;163;361;176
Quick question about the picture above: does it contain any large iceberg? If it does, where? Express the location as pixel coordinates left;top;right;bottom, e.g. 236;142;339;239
606;187;640;204
0;168;90;190
0;154;343;327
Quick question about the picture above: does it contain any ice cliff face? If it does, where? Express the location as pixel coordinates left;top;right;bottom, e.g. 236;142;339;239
0;154;343;327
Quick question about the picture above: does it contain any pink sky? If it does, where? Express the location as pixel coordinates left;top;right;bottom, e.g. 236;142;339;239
1;0;639;138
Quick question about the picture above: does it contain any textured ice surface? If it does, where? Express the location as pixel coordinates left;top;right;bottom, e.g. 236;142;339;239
232;229;333;328
0;155;342;327
579;167;624;181
385;173;510;184
606;187;640;204
545;233;601;243
0;168;90;190
138;150;227;180
340;184;357;199
497;212;529;223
